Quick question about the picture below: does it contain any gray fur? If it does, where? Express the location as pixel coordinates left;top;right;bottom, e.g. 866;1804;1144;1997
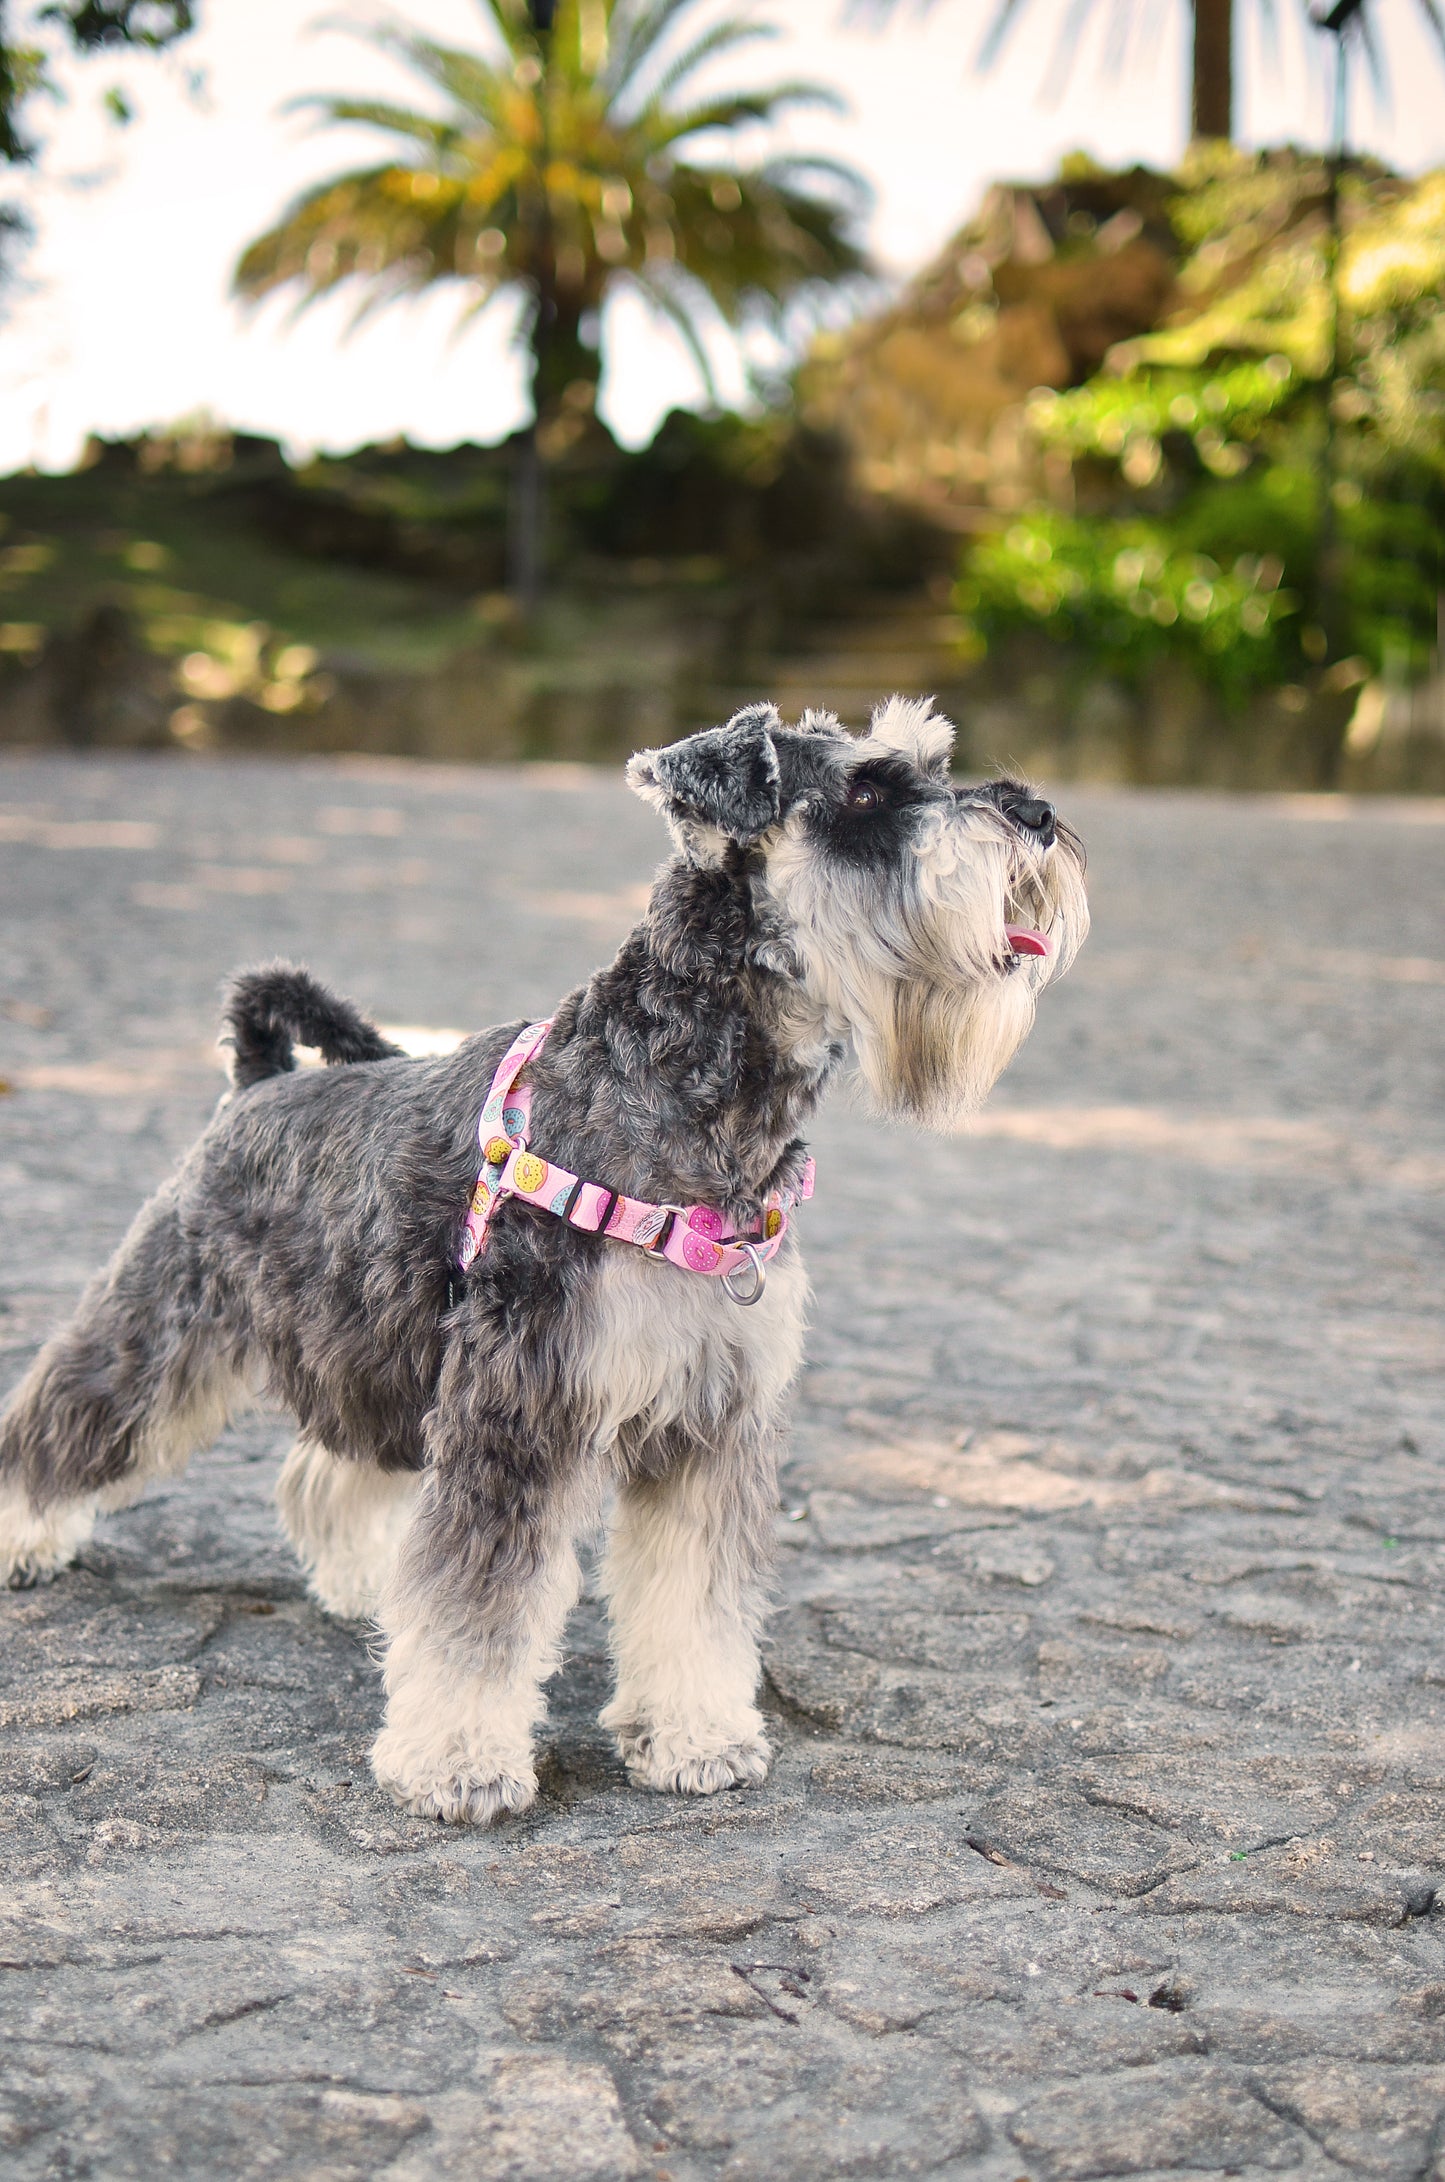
0;699;1089;1822
625;703;785;845
223;962;405;1087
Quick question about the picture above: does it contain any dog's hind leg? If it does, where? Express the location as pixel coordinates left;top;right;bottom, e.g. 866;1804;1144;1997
0;1185;248;1586
598;1416;779;1797
277;1440;418;1620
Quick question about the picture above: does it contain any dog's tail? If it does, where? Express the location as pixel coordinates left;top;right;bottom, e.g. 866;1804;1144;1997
222;963;405;1089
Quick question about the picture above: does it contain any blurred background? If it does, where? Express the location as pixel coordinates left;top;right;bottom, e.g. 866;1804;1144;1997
0;0;1442;789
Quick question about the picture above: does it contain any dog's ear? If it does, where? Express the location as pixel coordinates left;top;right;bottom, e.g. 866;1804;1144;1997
868;694;955;779
626;705;783;848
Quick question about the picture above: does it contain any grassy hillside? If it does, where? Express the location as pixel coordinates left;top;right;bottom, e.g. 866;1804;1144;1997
0;413;934;760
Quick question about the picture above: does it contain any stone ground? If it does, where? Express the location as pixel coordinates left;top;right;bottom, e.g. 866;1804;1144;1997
1;754;1444;2182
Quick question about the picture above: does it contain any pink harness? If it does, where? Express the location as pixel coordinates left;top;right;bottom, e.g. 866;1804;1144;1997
456;1021;814;1306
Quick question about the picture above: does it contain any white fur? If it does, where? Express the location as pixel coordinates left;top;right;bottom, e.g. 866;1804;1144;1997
868;693;956;776
372;1247;808;1817
590;1248;806;1793
0;1477;99;1586
763;772;1088;1126
125;1362;255;1494
372;1495;583;1824
575;1239;809;1448
599;1460;773;1794
0;1359;251;1587
276;1438;418;1619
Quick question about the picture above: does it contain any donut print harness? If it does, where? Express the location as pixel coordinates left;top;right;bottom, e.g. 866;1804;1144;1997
456;1021;814;1307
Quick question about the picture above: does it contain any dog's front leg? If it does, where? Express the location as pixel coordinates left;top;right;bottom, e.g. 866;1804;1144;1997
370;1429;590;1827
599;1416;779;1797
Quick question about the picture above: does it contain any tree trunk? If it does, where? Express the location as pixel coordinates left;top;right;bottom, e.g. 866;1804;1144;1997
506;272;557;610
1191;0;1234;140
506;277;594;608
507;423;544;610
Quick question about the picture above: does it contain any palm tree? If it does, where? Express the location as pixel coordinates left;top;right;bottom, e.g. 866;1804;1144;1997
235;0;868;601
862;0;1445;146
977;0;1243;137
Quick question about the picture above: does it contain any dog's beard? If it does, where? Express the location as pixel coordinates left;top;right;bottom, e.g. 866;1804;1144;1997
874;970;1040;1126
766;801;1089;1128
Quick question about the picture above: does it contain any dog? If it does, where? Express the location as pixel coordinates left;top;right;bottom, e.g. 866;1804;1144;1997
0;697;1087;1825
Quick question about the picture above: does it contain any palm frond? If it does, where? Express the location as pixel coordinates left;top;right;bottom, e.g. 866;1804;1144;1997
614;17;778;117
755;152;874;212
1354;4;1389;103
600;0;705;98
663;163;868;313
975;0;1036;68
1039;0;1102;104
625;263;724;401
234;163;465;300
449;277;519;335
359;25;515;122
286;94;461;151
1410;0;1445;60
647;82;848;151
317;3;523;65
468;0;532;54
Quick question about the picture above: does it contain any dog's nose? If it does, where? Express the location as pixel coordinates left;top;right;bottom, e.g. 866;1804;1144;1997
1008;796;1056;846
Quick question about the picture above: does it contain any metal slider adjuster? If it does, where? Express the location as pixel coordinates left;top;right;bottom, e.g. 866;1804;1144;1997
647;1207;680;1255
722;1241;767;1306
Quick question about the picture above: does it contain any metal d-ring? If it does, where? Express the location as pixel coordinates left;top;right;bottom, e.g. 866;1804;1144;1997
722;1241;768;1306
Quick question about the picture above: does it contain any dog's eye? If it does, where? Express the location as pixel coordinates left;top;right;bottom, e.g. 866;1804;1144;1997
845;780;882;813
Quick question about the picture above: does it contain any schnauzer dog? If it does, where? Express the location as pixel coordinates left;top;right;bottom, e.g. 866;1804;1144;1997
0;697;1087;1825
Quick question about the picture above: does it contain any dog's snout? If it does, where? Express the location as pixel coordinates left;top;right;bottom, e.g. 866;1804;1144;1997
1008;796;1056;846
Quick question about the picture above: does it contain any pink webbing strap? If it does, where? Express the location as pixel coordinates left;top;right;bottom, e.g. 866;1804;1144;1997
457;1020;552;1273
456;1020;814;1288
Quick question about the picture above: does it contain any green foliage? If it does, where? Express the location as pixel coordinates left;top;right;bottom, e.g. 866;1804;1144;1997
38;2;193;49
2;0;193;165
955;148;1445;703
959;499;1298;702
1;20;49;162
1024;356;1296;488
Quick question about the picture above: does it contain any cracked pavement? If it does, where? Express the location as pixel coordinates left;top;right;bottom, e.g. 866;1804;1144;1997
1;753;1444;2179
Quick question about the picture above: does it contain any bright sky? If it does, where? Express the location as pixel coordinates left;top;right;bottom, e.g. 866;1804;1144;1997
3;0;1443;472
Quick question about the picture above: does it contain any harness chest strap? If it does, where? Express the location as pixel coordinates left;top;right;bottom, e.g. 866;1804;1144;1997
456;1020;814;1289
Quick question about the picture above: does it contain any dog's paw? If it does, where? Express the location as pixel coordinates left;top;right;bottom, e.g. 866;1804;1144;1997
400;1769;536;1826
613;1725;772;1797
305;1568;385;1622
371;1731;536;1826
0;1487;94;1590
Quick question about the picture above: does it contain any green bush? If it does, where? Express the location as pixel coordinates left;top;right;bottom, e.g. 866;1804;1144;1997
958;493;1299;702
954;149;1445;706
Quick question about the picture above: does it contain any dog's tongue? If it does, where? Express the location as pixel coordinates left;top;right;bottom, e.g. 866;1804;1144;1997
1006;926;1052;958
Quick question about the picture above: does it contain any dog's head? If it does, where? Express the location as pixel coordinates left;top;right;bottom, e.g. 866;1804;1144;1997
627;697;1089;1126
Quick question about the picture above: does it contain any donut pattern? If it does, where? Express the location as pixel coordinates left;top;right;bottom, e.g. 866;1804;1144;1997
459;1020;812;1282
